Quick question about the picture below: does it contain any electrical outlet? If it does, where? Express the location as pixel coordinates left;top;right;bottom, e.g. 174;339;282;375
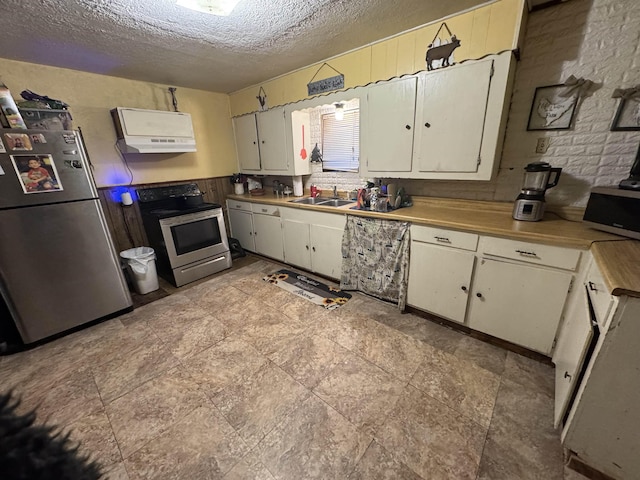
535;137;550;154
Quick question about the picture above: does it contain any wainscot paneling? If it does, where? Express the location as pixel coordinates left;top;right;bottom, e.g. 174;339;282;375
99;176;234;254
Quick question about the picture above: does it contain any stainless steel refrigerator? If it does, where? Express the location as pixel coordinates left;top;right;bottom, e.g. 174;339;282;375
0;128;132;345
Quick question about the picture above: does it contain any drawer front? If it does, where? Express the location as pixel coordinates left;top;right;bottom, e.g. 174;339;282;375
252;203;280;216
227;199;252;212
411;224;478;251
585;261;614;329
281;206;346;229
480;236;581;271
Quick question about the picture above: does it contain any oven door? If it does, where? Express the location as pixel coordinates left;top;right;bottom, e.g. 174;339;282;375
159;208;229;268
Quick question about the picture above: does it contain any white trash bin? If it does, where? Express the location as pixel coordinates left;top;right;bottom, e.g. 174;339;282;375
120;247;159;294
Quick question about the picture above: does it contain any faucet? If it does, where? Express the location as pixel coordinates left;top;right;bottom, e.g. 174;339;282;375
332;185;338;198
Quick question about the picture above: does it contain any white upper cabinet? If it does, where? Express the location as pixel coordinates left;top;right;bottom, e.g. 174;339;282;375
257;107;288;172
364;76;417;173
233;106;311;176
360;51;515;181
233;114;261;171
413;59;492;174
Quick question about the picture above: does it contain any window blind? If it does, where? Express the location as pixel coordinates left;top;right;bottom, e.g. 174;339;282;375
321;110;359;172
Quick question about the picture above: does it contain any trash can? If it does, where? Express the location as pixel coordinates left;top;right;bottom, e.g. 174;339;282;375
120;247;159;294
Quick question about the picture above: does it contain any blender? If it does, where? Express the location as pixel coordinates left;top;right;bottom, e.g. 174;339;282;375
512;162;562;221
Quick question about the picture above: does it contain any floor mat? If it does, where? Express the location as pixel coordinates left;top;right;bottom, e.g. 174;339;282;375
263;269;351;310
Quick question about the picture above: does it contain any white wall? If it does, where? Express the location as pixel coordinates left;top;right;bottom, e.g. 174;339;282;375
304;0;640;207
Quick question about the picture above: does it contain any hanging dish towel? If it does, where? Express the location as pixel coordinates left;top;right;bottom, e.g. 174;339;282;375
340;216;410;310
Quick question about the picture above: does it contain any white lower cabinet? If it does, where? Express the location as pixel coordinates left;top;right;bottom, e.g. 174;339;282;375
252;213;284;261
466;257;573;354
227;200;284;261
227;200;255;251
281;207;345;280
407;226;580;356
552;277;594;427
407;225;477;324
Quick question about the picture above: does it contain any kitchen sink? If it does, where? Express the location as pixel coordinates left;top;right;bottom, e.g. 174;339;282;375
289;196;333;205
289;197;354;207
318;198;353;207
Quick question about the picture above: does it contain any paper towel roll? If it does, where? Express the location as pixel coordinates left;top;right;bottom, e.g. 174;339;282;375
293;176;303;197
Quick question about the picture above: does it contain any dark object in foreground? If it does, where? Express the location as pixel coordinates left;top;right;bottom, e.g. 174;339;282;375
0;391;102;480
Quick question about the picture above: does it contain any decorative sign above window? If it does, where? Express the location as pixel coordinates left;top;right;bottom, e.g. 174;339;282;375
307;63;345;96
425;23;461;71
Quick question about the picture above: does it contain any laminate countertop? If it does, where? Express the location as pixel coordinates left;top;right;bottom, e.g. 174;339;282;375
227;193;640;297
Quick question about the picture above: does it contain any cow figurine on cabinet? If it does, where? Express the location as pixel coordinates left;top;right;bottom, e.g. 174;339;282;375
425;35;461;71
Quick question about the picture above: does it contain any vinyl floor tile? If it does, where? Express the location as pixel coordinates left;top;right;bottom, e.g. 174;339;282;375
124;406;250;480
224;451;276;480
321;313;426;382
257;394;371;480
144;303;228;359
268;333;352;389
67;409;122;471
349;440;423;480
375;384;487;480
92;337;180;404
313;352;405;436
212;362;310;448
182;336;269;398
23;367;103;428
410;346;501;427
105;366;208;458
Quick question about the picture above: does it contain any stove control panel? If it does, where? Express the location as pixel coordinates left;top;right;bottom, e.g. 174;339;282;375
137;183;201;203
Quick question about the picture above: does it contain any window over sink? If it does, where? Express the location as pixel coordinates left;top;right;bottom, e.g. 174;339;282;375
292;97;360;173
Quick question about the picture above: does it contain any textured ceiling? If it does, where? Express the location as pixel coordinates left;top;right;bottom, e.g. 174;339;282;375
0;0;492;93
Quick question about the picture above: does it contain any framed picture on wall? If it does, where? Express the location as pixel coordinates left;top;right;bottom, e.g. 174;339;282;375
527;84;579;131
611;98;640;131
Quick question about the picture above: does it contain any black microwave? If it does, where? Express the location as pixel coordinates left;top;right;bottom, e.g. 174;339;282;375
583;187;640;240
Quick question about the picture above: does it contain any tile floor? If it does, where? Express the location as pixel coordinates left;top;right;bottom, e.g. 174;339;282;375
0;258;589;480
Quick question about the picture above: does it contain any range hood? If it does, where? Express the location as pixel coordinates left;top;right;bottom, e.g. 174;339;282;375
111;107;197;154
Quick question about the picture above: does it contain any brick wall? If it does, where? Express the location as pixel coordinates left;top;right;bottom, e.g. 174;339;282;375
274;0;640;206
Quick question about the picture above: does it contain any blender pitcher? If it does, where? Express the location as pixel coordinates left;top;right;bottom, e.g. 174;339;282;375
522;162;562;192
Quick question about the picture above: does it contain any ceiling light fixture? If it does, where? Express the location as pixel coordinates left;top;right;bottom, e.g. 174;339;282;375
176;0;241;16
334;103;344;121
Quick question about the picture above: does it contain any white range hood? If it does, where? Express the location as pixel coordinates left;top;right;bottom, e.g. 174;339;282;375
111;107;197;154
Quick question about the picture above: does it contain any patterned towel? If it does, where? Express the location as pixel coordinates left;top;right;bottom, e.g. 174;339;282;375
340;216;410;310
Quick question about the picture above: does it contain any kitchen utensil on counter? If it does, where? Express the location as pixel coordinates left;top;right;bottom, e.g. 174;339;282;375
247;177;262;191
387;183;398;200
300;125;307;159
512;161;562;221
234;183;245;195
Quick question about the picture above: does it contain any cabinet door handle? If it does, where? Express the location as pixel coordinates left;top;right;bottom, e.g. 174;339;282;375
261;140;265;144
564;371;572;380
249;232;252;236
405;124;411;130
516;249;538;258
588;281;597;292
476;292;483;298
305;245;309;250
434;236;451;243
261;208;267;213
461;286;467;292
254;231;257;236
253;141;256;145
312;246;316;252
424;122;431;128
